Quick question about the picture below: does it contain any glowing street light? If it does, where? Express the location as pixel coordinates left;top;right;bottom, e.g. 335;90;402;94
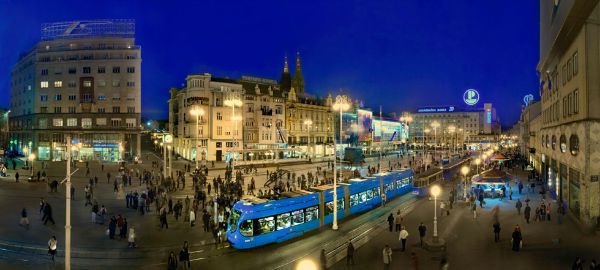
431;121;440;158
190;107;205;169
461;165;470;200
224;92;243;173
474;158;481;174
331;94;351;230
28;153;35;176
430;185;441;239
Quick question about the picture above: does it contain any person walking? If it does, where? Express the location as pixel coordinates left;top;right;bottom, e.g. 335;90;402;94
320;249;327;270
418;222;426;247
15;171;19;183
108;216;117;239
47;236;57;261
387;213;394;232
472;203;477;219
382;245;392;270
346;241;355;266
493;221;501;242
399;226;409;251
167;251;178;270
20;208;29;229
43;203;55;225
524;204;531;224
189;209;196;227
128;226;136;248
179;241;191;269
515;199;523;215
119;218;128;239
395;212;403;232
511;225;522;252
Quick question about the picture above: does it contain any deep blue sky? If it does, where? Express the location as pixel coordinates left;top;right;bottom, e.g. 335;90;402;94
0;0;539;127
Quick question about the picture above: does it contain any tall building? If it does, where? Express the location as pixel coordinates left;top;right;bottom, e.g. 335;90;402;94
9;20;142;161
290;52;305;95
168;74;243;162
537;0;600;228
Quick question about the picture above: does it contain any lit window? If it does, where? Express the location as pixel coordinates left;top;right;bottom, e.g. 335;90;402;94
41;81;49;88
54;81;62;88
82;118;92;128
52;118;63;127
83;81;92;87
67;118;77;126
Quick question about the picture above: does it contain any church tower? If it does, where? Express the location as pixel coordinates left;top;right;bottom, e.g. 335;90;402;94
291;52;305;95
280;54;292;92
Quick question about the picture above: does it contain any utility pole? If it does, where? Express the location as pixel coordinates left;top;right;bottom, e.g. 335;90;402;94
65;136;72;270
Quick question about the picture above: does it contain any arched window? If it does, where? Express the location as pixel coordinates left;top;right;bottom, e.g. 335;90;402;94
570;135;579;156
551;135;557;150
560;135;567;153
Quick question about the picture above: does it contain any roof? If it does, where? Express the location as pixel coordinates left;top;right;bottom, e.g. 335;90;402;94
239;79;285;98
211;77;239;84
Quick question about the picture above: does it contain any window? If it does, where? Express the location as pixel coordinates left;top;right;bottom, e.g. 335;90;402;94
82;118;92;128
97;107;106;113
127;94;135;100
239;220;253;237
291;210;305;226
68;95;76;101
257;216;275;235
127;107;135;113
112;94;121;101
127;81;135;87
68;107;76;113
39;118;48;129
350;194;359;206
574;89;579;114
112;80;120;87
570;135;579;156
41;81;49;88
325;199;344;216
97;95;107;101
551;135;556;150
126;118;136;127
68;81;76;88
83;67;91;74
276;213;291;230
98;80;106;87
98;66;106;73
67;118;77;126
217;112;223;120
40;95;48;102
304;206;318;222
247;104;254;112
567;59;572;81
53;118;63;127
54;94;62;101
41;69;48;75
83;80;92;87
573;51;578;75
112;107;121;113
562;65;566;86
560;135;567;153
111;118;121;127
68;68;76;74
112;67;120;73
127;67;135;73
217;126;222;135
40;107;48;113
96;118;107;125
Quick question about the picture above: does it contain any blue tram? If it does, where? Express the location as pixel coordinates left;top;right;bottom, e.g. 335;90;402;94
227;169;414;249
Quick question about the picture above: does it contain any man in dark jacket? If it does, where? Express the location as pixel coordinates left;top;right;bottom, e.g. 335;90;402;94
346;241;355;265
524;204;531;224
418;222;427;247
493;221;501;242
387;213;394;232
43;203;55;225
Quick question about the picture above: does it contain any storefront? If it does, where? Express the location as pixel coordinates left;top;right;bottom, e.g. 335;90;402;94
568;168;581;219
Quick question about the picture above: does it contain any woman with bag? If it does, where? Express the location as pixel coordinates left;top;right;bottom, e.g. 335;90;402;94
47;236;57;261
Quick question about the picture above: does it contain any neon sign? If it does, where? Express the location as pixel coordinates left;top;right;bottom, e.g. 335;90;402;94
463;89;480;106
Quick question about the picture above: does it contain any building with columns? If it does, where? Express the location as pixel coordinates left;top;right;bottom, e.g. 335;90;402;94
9;20;142;161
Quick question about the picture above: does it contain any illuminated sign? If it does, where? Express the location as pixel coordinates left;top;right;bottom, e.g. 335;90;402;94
357;109;373;142
163;134;173;143
523;94;534;106
416;106;456;113
463;89;480;105
486;110;492;124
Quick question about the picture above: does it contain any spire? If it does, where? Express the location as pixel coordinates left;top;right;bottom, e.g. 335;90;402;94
283;54;289;73
280;53;292;92
291;51;305;95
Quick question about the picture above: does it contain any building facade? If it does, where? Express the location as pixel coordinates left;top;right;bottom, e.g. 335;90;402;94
537;0;600;228
9;20;142;161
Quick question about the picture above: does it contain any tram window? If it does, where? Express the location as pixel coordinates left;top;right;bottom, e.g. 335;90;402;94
257;216;276;234
305;206;318;222
291;210;305;226
229;210;241;232
325;200;344;215
359;192;368;203
384;183;393;193
372;187;380;197
396;180;402;189
350;194;359;206
277;213;291;230
239;220;253;237
366;189;374;200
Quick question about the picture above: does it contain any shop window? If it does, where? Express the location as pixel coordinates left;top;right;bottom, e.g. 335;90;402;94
569;135;579;156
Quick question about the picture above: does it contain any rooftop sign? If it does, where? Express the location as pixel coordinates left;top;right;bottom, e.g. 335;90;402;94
416;106;456;113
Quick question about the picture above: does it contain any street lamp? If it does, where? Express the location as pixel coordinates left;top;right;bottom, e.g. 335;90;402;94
431;121;440;159
332;94;351;230
28;153;35;176
224;92;243;173
190;107;205;169
400;115;413;155
303;119;313;159
474;158;481;174
447;125;456;155
424;128;431;166
430;185;441;239
461;165;470;200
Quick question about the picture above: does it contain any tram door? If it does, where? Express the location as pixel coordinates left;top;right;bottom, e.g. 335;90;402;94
317;191;325;227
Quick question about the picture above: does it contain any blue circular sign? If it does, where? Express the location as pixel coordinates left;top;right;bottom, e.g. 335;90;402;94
463;89;479;106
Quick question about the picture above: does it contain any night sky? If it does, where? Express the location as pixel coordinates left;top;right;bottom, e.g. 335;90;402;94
0;0;539;128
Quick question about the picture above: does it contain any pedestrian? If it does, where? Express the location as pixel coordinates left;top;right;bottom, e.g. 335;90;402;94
515;199;522;215
382;245;392;270
395;211;403;232
39;198;45;215
71;185;75;200
108;216;117;239
511;225;522;252
168;251;178;270
179;241;191;269
381;192;387;206
399;226;409;251
346;241;355;265
189;209;196;227
547;203;552;222
524;204;531;224
440;256;449;270
411;252;419;270
418;222;426;247
120;218;128;239
43;203;55;225
387;213;394;232
20;208;29;229
472;203;477;219
47;236;57;261
320;249;327;270
15;172;19;183
493;221;501;242
128;226;136;247
440;201;446;217
572;257;583;270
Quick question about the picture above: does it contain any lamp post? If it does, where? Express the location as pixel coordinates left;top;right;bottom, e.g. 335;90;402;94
447;125;456;155
65;136;72;270
303;119;313;159
224;92;243;174
461;165;470;200
190;107;205;170
332;94;351;230
474;158;481;174
424;128;430;167
160;142;166;179
431;121;440;159
430;185;441;239
28;153;35;176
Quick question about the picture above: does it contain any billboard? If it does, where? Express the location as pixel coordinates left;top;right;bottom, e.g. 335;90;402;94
357;109;373;142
